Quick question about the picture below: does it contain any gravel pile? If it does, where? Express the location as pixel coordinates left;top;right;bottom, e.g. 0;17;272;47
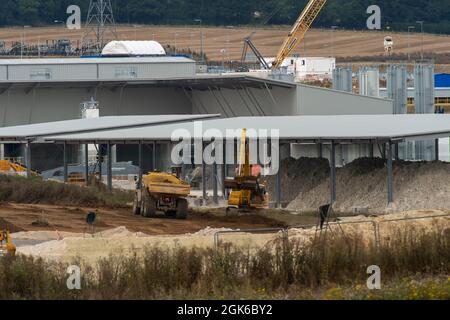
287;159;450;213
266;157;330;206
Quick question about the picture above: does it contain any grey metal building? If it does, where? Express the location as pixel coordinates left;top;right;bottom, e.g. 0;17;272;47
0;57;394;171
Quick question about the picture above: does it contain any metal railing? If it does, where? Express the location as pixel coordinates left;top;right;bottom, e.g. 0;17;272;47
213;213;450;249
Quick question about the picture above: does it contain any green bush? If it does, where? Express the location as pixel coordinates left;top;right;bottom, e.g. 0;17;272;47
0;175;132;208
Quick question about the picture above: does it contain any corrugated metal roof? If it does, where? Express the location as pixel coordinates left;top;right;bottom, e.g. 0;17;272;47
0;114;220;141
43;114;450;143
0;57;194;65
0;74;296;89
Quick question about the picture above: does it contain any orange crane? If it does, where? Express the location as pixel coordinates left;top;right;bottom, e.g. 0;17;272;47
272;0;327;69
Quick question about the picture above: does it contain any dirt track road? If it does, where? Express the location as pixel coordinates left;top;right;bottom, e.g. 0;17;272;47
0;202;315;236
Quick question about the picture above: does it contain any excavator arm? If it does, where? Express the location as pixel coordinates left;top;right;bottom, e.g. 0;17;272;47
272;0;327;69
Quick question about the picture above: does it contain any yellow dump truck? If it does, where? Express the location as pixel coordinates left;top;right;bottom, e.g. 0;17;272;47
133;171;191;219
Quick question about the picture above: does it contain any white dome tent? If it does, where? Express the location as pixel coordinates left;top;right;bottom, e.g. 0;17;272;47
101;41;166;57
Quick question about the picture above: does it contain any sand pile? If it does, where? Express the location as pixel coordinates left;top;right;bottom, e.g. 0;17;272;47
12;230;80;241
266;157;329;206
287;159;450;213
12;226;148;241
95;226;148;238
192;227;235;236
15;211;449;264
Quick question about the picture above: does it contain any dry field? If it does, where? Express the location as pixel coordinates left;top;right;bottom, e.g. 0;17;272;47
2;25;450;68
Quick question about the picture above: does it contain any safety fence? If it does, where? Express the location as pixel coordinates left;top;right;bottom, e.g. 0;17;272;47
213;213;450;249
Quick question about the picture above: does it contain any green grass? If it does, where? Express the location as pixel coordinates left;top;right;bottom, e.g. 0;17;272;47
0;174;133;208
0;224;448;300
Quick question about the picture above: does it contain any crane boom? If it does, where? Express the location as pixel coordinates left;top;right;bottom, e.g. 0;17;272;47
272;0;327;69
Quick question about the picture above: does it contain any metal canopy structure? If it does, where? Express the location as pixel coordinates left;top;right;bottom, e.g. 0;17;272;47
0;114;220;142
2;114;448;208
40;114;450;207
43;114;450;144
0;74;296;91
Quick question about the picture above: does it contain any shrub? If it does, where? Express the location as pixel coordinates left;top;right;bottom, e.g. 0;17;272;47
0;175;132;208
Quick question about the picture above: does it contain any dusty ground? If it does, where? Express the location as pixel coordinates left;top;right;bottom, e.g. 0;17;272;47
0;202;317;236
2;26;450;70
12;209;449;264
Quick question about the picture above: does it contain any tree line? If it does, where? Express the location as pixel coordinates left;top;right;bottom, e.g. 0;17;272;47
1;0;449;34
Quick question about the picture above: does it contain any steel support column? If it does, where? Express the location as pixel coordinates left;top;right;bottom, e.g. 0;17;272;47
25;142;32;179
222;142;227;200
213;162;218;204
387;142;394;204
275;144;282;209
98;145;102;184
107;142;113;192
435;139;440;161
152;141;157;171
63;142;68;183
394;144;399;161
202;142;207;204
317;143;323;158
138;142;143;188
330;141;337;204
84;144;89;186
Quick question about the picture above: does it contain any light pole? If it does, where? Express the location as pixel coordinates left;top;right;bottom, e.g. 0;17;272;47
21;25;30;59
194;19;204;63
331;26;338;57
220;49;226;70
408;26;415;61
416;20;424;60
174;32;179;54
132;24;138;40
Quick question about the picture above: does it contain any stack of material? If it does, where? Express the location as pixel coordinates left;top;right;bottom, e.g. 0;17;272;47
266;157;330;207
287;159;450;213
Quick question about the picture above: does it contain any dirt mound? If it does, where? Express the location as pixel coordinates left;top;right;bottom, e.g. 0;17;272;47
192;227;234;236
287;159;450;213
266;157;330;206
0;174;133;208
0;217;23;232
96;226;148;238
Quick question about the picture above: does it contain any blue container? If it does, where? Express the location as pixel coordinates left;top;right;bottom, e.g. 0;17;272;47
435;73;450;88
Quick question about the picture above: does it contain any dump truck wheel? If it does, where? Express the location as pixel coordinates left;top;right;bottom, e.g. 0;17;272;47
165;210;176;218
141;190;157;218
132;194;141;215
132;202;141;215
175;198;188;219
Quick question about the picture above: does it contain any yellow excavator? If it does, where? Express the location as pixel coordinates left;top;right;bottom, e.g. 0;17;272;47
224;129;269;211
0;159;38;176
133;170;191;219
0;230;16;257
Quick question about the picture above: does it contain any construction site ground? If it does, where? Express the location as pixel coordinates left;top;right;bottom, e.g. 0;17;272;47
1;200;447;264
0;202;317;236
